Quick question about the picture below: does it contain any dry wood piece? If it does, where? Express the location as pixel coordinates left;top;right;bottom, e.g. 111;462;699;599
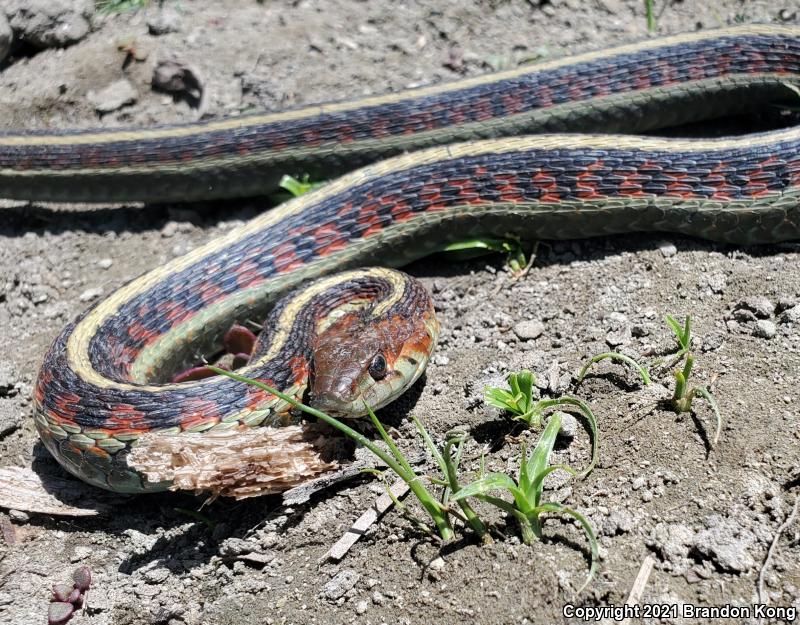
0;466;121;516
324;479;410;562
127;423;352;500
619;555;656;625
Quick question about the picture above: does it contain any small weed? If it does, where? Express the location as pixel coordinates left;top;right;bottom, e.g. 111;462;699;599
209;366;457;541
644;0;657;32
577;352;651;387
485;370;598;476
442;237;531;276
579;314;721;447
278;174;325;198
96;0;149;13
451;412;598;592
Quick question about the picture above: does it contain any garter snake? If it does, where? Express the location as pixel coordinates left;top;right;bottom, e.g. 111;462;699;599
12;24;800;494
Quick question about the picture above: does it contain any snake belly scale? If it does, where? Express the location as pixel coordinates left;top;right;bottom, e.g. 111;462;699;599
12;25;800;493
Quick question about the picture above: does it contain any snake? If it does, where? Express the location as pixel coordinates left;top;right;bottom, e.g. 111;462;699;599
8;24;800;495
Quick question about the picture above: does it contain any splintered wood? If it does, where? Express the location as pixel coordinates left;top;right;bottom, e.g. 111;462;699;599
127;424;348;499
324;479;410;562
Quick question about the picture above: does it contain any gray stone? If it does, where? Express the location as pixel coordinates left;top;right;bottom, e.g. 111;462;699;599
658;241;677;257
147;8;182;35
5;0;93;49
0;13;11;63
648;522;694;562
779;305;800;325
753;320;776;340
555;411;578;440
0;400;22;437
78;287;102;302
88;79;138;114
735;296;775;319
693;517;755;573
322;570;359;600
513;319;544;340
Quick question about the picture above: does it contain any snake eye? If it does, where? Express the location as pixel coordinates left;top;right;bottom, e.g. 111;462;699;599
368;354;388;380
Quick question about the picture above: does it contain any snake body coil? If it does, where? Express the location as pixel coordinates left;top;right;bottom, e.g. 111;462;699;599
15;25;800;493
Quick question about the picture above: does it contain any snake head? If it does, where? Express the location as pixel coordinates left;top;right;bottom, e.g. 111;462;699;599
309;304;439;418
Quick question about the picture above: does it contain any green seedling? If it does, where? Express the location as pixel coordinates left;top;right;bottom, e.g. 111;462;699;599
644;0;657;32
278;174;325;198
209;366;456;540
451;412;598;592
485;370;598;476
96;0;148;13
442;238;531;276
665;313;691;360
670;352;722;446
577;352;651;386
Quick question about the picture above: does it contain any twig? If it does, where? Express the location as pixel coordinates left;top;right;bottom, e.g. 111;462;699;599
758;494;800;606
619;555;655;625
322;478;409;562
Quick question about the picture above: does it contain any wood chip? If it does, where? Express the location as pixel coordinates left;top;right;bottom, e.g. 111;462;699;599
0;467;123;516
618;555;656;625
323;478;409;562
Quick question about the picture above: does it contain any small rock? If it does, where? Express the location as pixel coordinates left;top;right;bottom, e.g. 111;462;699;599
658;241;677;257
218;537;259;557
96;258;113;270
152;59;204;108
631;476;646;490
143;567;170;584
693;517;756;573
88;79;138;114
5;0;93;49
78;287;102;302
701;272;727;295
779;305;800;325
648;522;694;562
322;570;359;600
428;557;445;571
735;296;775;319
0;13;12;63
355;600;368;615
0;362;17;394
9;509;29;523
147;8;182;35
555;411;578;440
371;591;385;605
513;319;544;340
432;354;449;366
753;320;776;340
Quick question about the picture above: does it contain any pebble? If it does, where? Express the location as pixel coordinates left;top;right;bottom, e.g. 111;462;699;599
5;0;93;49
78;287;103;302
9;509;29;523
753;320;777;340
658;241;677;257
513;319;544;340
322;570;359;600
693;517;755;573
0;362;17;393
779;305;800;325
355;600;368;615
555;411;578;440
735;296;775;319
147;8;183;35
96;258;113;270
631;476;646;490
88;79;138;114
428;557;445;571
432;354;450;366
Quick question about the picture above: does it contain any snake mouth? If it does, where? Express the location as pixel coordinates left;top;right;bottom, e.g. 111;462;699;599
309;347;434;419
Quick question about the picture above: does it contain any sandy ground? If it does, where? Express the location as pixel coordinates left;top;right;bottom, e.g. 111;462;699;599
1;1;800;624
